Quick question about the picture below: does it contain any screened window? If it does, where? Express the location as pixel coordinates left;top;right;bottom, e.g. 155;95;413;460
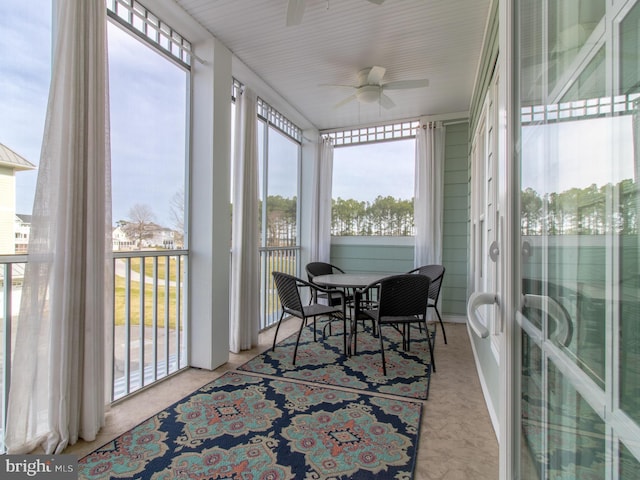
331;137;416;236
233;92;301;247
264;127;298;246
108;20;189;251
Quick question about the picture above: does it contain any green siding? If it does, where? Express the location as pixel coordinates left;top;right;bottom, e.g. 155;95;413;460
331;243;414;274
443;122;470;316
445;156;469;171
445;170;469;184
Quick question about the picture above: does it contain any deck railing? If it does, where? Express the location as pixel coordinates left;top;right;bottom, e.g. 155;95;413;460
259;246;300;330
0;250;188;450
112;250;188;401
0;254;26;453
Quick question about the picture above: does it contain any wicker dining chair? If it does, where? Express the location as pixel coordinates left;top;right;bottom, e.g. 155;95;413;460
271;271;347;364
407;265;447;344
305;261;351;306
356;274;436;375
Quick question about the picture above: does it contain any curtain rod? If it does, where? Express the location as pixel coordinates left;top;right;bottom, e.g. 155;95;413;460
422;119;468;129
442;119;468;126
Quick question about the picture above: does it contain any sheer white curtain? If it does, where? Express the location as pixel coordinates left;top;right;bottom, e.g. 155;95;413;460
414;121;445;267
6;0;112;454
310;137;334;262
229;87;260;353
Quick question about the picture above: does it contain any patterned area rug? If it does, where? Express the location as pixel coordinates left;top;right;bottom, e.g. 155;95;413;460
79;372;422;479
238;323;434;400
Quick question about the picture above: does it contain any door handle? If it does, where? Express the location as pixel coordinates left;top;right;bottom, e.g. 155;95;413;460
466;291;499;338
521;294;572;346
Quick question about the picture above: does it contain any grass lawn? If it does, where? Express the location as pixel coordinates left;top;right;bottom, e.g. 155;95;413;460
113;251;297;328
114;256;183;328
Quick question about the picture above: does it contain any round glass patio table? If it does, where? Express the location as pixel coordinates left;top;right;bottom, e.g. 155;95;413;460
311;273;388;290
312;273;390;355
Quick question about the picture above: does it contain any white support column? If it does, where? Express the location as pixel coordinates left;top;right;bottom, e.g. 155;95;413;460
189;37;232;369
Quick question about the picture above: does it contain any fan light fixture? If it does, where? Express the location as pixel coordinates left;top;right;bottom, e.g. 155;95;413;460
324;66;429;110
356;85;380;104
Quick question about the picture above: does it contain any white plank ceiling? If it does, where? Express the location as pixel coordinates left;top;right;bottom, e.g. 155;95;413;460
173;0;492;131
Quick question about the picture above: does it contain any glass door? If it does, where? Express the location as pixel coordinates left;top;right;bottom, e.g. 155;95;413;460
515;0;640;477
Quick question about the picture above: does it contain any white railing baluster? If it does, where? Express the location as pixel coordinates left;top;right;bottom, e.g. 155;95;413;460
139;258;145;388
1;261;12;453
258;246;300;330
124;257;132;395
175;255;182;369
152;256;158;382
164;255;170;376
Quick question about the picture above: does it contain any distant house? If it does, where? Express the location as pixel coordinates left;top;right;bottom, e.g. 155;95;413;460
147;225;178;249
112;225;135;251
14;214;31;254
0;143;36;254
112;223;181;251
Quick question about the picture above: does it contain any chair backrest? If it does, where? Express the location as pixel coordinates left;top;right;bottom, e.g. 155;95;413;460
410;265;445;302
305;262;345;281
376;274;431;318
272;271;304;315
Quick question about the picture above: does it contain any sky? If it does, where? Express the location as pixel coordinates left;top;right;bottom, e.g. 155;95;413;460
107;22;187;227
0;0;50;214
333;139;414;202
521;116;635;195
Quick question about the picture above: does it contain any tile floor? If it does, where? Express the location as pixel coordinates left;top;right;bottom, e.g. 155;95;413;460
65;320;499;479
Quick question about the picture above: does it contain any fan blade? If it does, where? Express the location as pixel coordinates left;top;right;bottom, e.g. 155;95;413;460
319;83;357;88
379;93;395;109
367;66;386;85
367;0;386;4
286;0;306;26
382;79;429;90
334;94;358;109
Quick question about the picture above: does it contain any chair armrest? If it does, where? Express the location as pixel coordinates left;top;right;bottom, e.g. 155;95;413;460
297;277;347;300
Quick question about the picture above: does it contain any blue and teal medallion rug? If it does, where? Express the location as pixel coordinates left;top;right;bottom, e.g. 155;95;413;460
78;372;422;479
239;324;433;400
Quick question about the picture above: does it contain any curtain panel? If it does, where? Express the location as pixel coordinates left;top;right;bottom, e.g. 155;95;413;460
414;121;445;267
6;0;112;454
310;137;334;262
229;87;260;353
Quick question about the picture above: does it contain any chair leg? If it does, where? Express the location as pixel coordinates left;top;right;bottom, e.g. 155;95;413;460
379;325;387;376
427;327;436;373
341;310;347;356
323;314;344;342
313;316;317;342
292;316;307;365
434;307;447;344
272;311;286;351
350;315;357;356
429;305;447;345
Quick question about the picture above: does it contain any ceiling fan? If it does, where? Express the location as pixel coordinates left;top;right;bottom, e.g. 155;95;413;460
326;66;429;109
286;0;385;26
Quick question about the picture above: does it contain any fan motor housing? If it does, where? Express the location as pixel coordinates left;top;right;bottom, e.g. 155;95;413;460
356;85;381;103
